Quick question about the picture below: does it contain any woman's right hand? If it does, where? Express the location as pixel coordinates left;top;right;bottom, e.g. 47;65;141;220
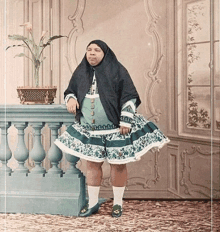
67;98;79;115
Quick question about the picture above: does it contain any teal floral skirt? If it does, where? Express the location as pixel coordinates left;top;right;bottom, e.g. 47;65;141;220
54;114;170;164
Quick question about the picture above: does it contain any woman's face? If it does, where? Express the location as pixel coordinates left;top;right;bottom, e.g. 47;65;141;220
86;43;104;66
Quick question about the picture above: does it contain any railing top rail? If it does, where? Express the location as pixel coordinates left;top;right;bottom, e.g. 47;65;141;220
0;104;75;123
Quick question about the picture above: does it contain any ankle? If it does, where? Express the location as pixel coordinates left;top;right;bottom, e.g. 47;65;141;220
112;186;125;207
88;185;100;208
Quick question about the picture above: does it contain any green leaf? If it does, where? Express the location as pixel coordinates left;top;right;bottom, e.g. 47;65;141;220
40;57;46;63
8;34;28;41
42;35;67;48
14;53;25;58
8;34;34;46
6;44;25;50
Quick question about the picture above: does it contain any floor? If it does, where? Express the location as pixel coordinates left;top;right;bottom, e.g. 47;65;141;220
0;200;219;232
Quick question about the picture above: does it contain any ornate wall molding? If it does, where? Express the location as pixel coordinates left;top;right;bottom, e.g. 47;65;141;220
144;0;164;122
167;143;179;195
180;146;220;198
168;135;220;146
66;0;86;73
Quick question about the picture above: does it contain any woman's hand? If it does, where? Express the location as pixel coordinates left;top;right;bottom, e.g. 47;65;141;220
120;126;130;135
67;98;79;115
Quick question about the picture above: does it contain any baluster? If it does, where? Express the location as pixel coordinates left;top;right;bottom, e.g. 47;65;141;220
62;122;82;176
0;122;12;175
47;122;63;176
13;122;29;175
65;153;81;176
29;122;46;175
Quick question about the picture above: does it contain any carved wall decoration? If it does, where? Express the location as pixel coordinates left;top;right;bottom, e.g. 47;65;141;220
180;146;220;198
101;151;161;190
66;0;86;73
167;143;179;196
144;0;164;122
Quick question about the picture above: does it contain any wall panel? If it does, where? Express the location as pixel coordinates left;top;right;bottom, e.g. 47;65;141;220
168;143;180;197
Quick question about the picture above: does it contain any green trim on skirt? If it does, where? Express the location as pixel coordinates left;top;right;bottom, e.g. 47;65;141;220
54;114;170;164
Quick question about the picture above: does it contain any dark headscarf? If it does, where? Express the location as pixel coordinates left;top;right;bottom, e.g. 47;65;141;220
87;40;108;55
64;40;141;126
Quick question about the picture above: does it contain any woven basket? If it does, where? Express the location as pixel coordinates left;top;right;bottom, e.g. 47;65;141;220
17;86;57;104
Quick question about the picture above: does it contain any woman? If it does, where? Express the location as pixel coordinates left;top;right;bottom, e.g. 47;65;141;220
54;40;169;217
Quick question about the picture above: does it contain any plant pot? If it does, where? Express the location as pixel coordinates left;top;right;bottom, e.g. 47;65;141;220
17;86;57;105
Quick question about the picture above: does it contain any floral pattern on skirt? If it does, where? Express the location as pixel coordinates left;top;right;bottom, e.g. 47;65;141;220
54;114;170;164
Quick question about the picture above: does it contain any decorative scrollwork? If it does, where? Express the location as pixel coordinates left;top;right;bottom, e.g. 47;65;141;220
144;0;164;123
66;0;86;73
127;151;161;189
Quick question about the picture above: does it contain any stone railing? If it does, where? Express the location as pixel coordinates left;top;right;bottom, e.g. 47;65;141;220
0;105;86;216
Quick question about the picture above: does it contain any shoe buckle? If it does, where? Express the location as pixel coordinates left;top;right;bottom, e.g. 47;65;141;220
81;207;87;213
114;209;120;214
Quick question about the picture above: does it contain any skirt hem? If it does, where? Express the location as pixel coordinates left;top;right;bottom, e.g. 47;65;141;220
54;140;105;163
107;138;170;164
54;138;170;164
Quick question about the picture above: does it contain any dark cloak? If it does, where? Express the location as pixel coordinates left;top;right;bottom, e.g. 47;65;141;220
64;40;141;126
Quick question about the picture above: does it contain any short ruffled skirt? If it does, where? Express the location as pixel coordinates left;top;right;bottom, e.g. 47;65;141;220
54;114;170;164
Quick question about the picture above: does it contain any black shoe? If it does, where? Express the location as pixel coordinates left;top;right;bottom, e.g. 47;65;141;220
112;204;122;218
79;202;100;217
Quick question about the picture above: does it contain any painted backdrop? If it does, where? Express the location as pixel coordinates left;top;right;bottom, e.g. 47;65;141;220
1;0;219;199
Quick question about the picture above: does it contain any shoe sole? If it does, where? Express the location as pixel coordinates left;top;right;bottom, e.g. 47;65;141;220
112;213;122;218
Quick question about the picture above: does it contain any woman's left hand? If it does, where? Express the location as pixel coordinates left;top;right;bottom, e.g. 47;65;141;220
120;126;130;135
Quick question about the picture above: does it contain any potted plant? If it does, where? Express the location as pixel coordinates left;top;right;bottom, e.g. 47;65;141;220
6;22;67;104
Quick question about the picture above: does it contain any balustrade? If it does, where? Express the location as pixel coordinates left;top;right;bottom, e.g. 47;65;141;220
0;105;86;216
0;105;80;176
